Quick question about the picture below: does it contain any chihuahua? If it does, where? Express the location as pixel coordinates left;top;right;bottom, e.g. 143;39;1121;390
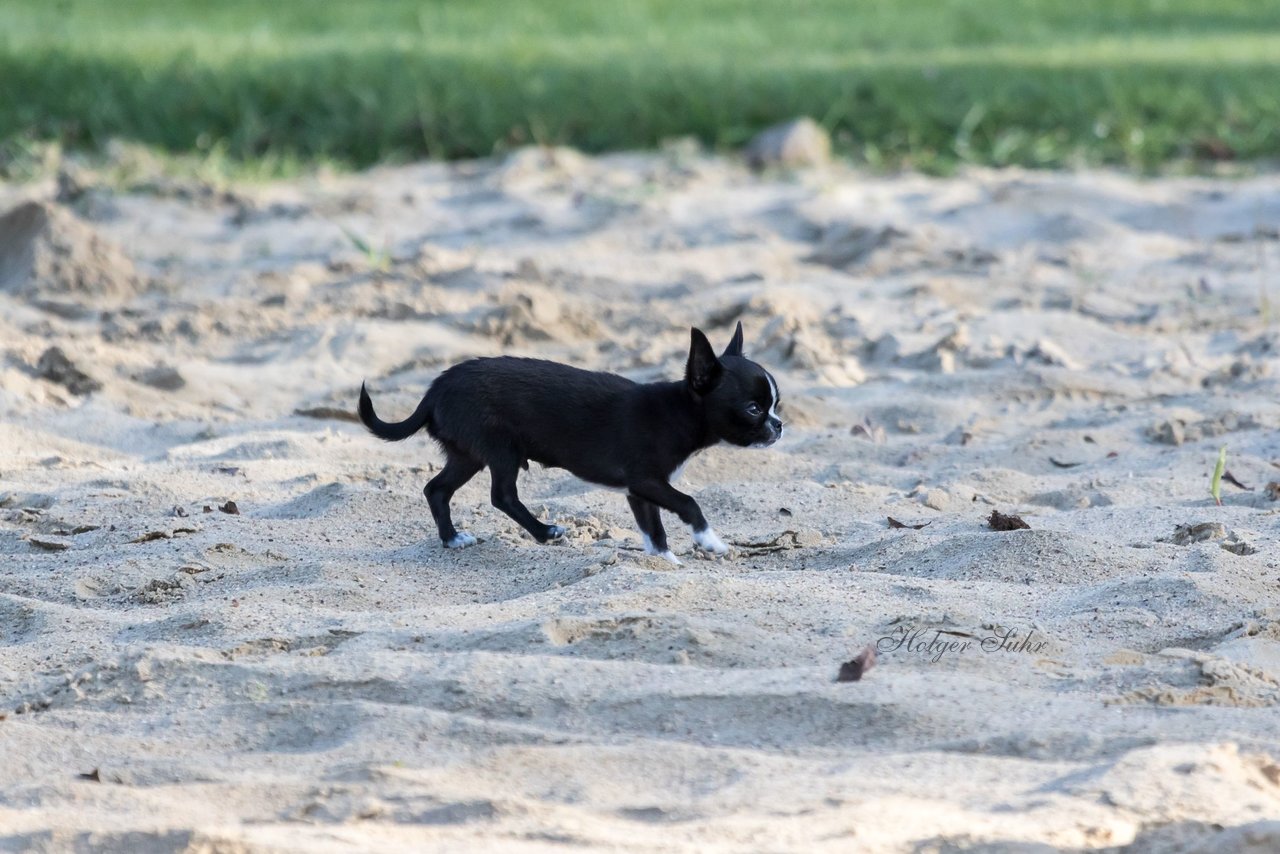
358;322;782;564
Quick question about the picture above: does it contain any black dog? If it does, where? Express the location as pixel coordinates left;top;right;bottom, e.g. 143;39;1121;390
358;322;782;564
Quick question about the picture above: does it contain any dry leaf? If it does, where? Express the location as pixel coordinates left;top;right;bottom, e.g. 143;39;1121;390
987;510;1030;531
130;531;170;544
837;646;877;682
28;537;70;552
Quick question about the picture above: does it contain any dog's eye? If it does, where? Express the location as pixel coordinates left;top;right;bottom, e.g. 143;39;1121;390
745;403;763;417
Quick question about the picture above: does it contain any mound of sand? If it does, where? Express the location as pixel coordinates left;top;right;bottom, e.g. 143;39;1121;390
0;200;143;303
472;285;604;345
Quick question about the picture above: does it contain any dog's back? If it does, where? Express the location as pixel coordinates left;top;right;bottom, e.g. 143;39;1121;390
426;357;638;480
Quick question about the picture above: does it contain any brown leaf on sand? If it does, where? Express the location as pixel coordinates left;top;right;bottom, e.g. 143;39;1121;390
850;419;886;443
130;531;170;544
28;537;70;551
887;516;930;530
219;501;240;515
987;510;1031;531
1222;470;1251;491
1170;522;1226;545
294;406;360;423
837;646;876;682
78;768;101;782
132;524;197;545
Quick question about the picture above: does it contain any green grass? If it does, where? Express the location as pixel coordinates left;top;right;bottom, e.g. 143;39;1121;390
3;0;1280;175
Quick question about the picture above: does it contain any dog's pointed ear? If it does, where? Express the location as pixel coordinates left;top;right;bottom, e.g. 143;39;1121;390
722;321;745;358
686;327;722;395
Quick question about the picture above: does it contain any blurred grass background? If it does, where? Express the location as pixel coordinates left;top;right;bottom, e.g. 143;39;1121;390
2;0;1279;176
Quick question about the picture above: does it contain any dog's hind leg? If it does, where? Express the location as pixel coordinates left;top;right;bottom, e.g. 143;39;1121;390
627;495;679;565
425;448;483;548
487;456;566;544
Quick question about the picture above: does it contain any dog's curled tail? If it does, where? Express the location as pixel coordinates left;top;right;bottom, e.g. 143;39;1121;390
358;382;432;441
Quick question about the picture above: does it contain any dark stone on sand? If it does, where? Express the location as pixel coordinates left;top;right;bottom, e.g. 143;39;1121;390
35;347;101;395
745;117;831;170
134;365;186;391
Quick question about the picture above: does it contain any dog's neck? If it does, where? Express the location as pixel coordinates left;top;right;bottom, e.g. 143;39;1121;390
646;380;719;457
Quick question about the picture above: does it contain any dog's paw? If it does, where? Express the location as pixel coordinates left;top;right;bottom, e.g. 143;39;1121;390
544;525;567;541
692;527;729;556
641;535;682;566
444;532;477;549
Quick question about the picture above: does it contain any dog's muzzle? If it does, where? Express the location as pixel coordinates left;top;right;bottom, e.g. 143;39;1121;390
753;418;784;448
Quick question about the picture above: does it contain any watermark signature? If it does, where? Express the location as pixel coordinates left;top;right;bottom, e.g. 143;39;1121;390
876;625;1049;663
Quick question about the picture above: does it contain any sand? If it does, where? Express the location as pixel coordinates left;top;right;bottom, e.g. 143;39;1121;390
2;148;1280;852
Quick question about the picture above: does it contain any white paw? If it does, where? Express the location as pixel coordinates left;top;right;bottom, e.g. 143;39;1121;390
692;527;729;555
444;532;477;549
642;535;683;566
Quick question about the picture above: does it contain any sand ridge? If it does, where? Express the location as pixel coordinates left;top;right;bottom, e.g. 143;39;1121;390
1;150;1280;851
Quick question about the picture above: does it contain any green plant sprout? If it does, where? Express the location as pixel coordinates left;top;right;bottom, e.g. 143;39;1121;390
1210;444;1227;506
340;225;391;273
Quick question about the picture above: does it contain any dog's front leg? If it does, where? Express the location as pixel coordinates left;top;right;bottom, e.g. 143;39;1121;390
626;495;680;565
627;479;729;556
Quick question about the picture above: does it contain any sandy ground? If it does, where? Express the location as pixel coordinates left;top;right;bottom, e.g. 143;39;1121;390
2;147;1280;852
